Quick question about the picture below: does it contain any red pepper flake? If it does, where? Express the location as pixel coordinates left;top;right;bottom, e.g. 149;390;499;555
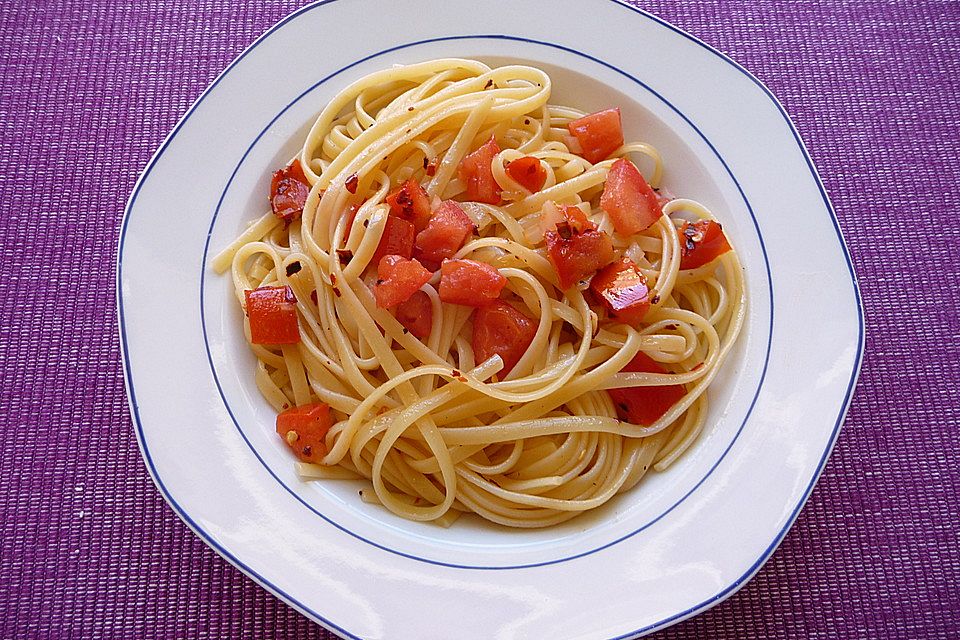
362;219;369;228
650;294;661;305
692;362;705;371
345;173;359;194
310;290;318;305
484;79;493;89
451;369;461;378
407;106;414;112
425;158;438;176
422;157;429;170
285;261;302;277
332;287;342;297
302;445;312;457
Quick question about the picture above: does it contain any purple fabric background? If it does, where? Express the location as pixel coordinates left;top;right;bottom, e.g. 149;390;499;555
2;0;958;637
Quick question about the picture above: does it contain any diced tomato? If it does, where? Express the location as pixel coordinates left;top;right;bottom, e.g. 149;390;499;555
270;158;312;222
386;179;433;232
414;200;475;266
678;220;732;270
370;215;415;266
438;259;506;306
535;202;593;243
506;156;547;193
245;286;300;345
374;255;432;309
600;158;663;236
589;258;651;325
457;136;502;204
558;204;595;234
545;225;614;290
472;300;537;376
276;402;333;462
608;352;686;426
396;290;433;339
567;108;624;163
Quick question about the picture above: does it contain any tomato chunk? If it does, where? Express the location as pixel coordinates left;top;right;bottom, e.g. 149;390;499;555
457;136;502;204
386;179;433;232
679;220;732;270
370;215;415;266
276;402;332;462
270;159;312;223
608;353;686;427
472;300;537;376
589;258;651;325
374;255;432;309
545;224;614;290
506;156;547;193
557;204;595;234
438;259;506;306
567;108;623;163
414;200;475;266
396;290;433;339
600;158;663;236
245;286;300;345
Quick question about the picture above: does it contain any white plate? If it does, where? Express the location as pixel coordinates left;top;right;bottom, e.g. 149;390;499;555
118;1;864;637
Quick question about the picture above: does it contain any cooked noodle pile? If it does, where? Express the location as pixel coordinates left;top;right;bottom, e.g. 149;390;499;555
212;59;745;528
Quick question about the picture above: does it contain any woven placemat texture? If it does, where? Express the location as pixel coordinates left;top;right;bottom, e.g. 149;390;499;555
2;0;958;638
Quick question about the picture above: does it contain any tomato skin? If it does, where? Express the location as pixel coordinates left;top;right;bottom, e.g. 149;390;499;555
545;228;615;290
386;179;433;232
457;136;503;204
276;402;332;462
373;255;432;309
600;158;663;236
245;286;300;345
589;258;651;325
472;300;537;376
370;215;415;266
271;159;311;223
608;352;686;426
438;259;507;307
414;200;475;266
567;108;624;163
505;156;547;193
396;290;433;339
679;220;732;270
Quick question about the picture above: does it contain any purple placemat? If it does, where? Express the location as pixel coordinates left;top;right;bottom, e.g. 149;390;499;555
2;0;958;637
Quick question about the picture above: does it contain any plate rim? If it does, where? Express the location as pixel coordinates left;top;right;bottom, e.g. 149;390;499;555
116;0;866;637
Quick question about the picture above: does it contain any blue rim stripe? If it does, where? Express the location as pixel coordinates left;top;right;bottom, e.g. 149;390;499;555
199;32;773;571
116;1;866;638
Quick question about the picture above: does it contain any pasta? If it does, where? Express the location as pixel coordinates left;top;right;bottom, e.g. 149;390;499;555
211;59;746;528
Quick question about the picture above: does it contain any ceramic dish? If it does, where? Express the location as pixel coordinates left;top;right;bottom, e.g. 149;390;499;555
118;1;864;637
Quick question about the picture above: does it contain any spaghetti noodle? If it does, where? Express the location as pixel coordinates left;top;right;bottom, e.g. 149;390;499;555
212;59;745;528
